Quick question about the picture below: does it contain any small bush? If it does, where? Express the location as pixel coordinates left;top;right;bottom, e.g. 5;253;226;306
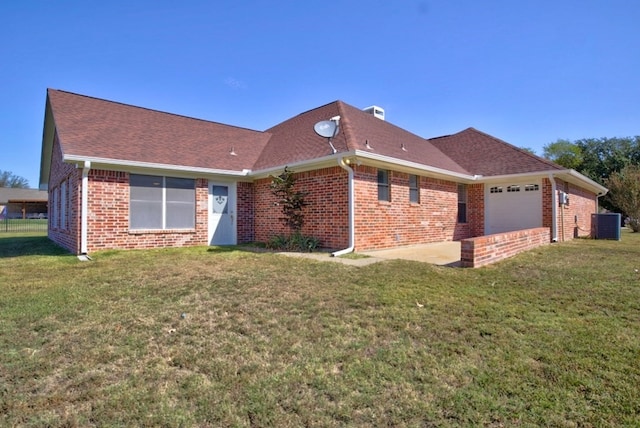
266;233;320;252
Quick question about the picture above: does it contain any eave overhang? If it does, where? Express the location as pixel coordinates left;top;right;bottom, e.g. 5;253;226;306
63;155;252;180
478;169;608;195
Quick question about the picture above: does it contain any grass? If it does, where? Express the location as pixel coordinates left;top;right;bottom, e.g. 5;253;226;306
1;231;639;427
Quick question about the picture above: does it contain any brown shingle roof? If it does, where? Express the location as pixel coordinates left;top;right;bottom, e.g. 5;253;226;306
48;89;270;171
255;101;469;174
46;90;563;179
429;128;563;176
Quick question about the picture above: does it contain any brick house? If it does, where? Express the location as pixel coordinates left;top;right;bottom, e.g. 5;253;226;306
39;89;607;256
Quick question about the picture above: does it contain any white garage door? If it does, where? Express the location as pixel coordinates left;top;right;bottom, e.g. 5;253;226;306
485;181;542;235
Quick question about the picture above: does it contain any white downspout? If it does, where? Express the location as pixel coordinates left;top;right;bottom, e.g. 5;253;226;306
331;157;355;257
80;161;91;257
549;174;558;242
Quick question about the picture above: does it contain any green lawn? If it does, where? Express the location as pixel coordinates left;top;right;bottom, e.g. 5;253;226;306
1;232;639;427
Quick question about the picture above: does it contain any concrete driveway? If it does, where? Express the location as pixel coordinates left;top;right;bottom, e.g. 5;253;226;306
279;241;461;267
360;241;461;266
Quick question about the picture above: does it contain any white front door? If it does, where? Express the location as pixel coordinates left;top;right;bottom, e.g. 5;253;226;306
208;182;237;245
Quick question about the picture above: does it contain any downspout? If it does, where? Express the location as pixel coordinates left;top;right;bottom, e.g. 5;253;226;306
331;157;355;257
549;174;558;242
79;161;91;259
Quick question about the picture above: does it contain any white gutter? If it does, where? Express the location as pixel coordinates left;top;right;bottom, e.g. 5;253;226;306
80;161;91;256
353;150;477;181
331;157;355;257
64;155;252;177
549;174;558;242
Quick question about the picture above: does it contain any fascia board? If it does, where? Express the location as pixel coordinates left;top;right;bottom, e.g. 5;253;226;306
39;98;55;190
564;169;608;195
478;171;559;182
478;169;608;195
63;155;251;178
352;150;477;181
249;153;349;179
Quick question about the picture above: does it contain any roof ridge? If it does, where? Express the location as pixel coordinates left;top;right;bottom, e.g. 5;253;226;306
47;88;265;134
336;101;359;151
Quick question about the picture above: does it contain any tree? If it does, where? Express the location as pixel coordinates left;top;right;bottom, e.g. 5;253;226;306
519;147;537;155
605;165;640;232
269;167;308;234
543;139;583;169
0;170;29;188
543;136;640;213
575;137;640;183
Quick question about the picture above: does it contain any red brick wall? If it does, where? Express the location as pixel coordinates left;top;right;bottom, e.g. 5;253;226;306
557;180;598;240
352;166;478;251
253;167;349;249
48;132;82;254
461;227;550;268
83;172;209;252
237;181;255;243
542;177;598;242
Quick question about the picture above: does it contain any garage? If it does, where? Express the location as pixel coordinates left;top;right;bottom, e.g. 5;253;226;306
485;180;542;235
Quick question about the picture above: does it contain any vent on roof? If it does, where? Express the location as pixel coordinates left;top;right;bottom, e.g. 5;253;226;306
363;105;385;121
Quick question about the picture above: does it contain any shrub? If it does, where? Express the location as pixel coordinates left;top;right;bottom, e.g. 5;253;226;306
266;233;320;252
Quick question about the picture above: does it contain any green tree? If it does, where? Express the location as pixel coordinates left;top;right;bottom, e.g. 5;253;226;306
543;139;583;169
575;137;640;182
0;170;29;188
605;165;640;232
544;136;640;213
270;167;308;233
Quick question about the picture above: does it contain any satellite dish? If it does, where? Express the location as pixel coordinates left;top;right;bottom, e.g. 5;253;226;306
314;120;338;138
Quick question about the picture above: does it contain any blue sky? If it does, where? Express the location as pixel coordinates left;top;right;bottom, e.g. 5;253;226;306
2;1;639;188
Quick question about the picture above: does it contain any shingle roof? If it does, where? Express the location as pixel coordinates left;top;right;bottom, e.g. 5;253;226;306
429;128;563;176
0;188;48;203
47;89;270;171
255;101;469;174
45;89;564;179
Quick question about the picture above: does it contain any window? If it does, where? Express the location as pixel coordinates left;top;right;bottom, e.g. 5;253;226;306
409;175;420;203
130;174;195;229
51;187;58;228
507;185;521;192
457;184;467;223
490;186;503;193
525;184;539;192
378;169;390;201
60;181;66;230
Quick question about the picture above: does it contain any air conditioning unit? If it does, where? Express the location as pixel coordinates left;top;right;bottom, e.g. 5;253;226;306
363;105;385;121
591;213;621;240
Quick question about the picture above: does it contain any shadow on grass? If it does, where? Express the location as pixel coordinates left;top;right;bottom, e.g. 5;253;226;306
0;234;72;258
205;246;241;254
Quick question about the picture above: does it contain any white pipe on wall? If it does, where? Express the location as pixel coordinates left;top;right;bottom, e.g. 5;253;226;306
80;161;91;255
332;158;355;257
549;174;558;242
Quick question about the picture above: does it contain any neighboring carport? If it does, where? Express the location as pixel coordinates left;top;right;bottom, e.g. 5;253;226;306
0;188;48;220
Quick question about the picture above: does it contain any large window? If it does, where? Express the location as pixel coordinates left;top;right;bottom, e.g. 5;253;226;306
130;174;195;229
378;169;390;201
409;174;420;203
457;184;467;223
